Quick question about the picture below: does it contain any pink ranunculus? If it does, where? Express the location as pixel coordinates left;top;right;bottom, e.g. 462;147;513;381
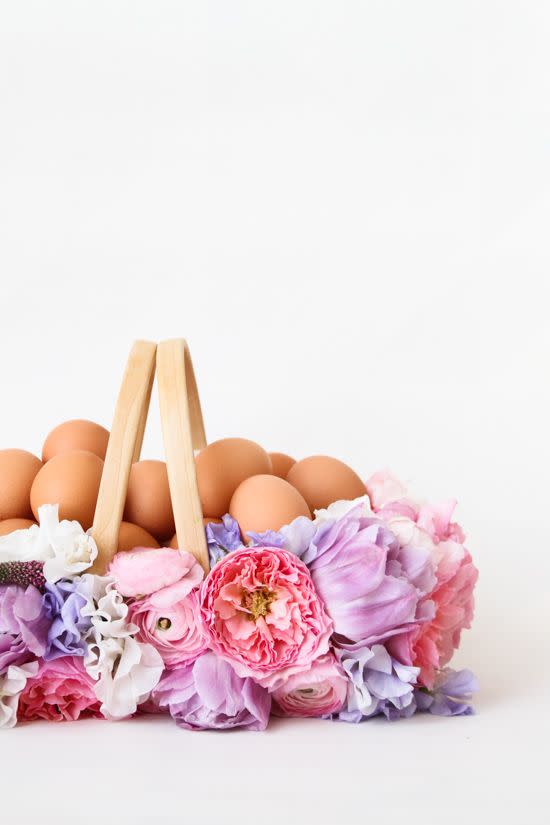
200;546;333;690
18;656;101;722
128;584;208;667
272;653;347;718
109;547;204;598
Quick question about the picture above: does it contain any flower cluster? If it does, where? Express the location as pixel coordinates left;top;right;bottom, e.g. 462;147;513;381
0;473;478;730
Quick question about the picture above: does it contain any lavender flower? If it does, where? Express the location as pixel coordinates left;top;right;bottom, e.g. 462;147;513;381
205;515;244;567
0;585;50;674
42;577;93;660
153;651;271;731
338;644;419;722
415;668;478;716
246;530;286;548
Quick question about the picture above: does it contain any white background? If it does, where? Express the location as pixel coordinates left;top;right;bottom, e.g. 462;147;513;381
0;2;549;823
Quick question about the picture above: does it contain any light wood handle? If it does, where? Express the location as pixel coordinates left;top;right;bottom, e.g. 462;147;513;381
157;339;209;573
90;340;157;573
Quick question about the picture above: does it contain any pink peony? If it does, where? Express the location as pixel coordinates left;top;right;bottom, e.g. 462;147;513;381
200;546;332;689
410;544;478;687
367;469;478;688
272;653;347;718
109;546;204;598
128;585;207;667
18;656;101;722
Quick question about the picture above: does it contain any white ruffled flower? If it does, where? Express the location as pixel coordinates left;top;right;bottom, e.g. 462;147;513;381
0;661;39;729
0;504;97;582
81;577;137;639
81;575;163;719
313;494;372;524
85;635;163;720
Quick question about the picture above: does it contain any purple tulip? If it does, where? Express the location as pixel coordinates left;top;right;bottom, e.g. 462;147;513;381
152;652;271;731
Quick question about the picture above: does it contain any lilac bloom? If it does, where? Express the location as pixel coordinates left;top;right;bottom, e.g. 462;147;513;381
338;644;419;722
153;651;271;731
42;577;93;660
205;515;244;567
415;668;478;716
0;585;50;674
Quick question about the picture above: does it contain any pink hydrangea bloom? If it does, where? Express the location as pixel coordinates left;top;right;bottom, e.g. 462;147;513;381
200;546;332;690
109;547;204;598
18;656;101;722
128;585;207;667
272;653;347;718
367;470;478;689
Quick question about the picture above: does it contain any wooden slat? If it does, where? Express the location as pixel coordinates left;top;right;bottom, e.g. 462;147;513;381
90;340;156;573
157;339;209;573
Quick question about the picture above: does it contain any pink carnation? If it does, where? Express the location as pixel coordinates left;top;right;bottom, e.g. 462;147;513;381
200;546;332;690
367;469;478;689
109;547;204;598
272;653;347;718
18;656;101;722
128;585;207;667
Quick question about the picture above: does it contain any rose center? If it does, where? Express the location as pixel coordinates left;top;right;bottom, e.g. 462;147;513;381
241;587;276;621
157;617;172;630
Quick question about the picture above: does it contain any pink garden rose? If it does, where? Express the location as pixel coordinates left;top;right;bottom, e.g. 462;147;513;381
367;470;478;688
109;547;204;598
272;653;347;718
200;546;332;690
128;585;207;667
18;656;101;722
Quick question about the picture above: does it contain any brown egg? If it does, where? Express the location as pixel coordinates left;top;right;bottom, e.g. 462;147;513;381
117;521;160;553
269;452;296;479
42;419;110;462
229;474;311;536
30;450;104;529
0;518;36;537
124;460;174;541
168;518;222;549
286;455;367;512
196;438;272;518
0;449;43;520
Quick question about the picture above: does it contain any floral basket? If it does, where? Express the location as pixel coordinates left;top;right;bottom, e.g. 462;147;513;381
0;339;478;730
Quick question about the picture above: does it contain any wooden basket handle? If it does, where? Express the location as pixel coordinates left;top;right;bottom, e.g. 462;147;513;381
90;340;157;573
157;339;209;573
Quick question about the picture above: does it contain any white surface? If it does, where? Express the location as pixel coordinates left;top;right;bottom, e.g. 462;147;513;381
0;2;549;823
